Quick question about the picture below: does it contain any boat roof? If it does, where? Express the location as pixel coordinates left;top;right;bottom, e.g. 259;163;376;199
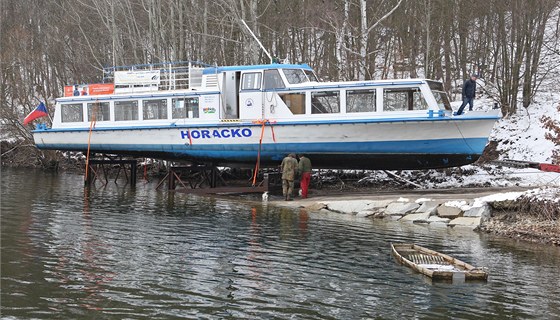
202;63;313;74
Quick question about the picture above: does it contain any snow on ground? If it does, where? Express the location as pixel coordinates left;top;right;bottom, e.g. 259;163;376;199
436;12;560;191
471;191;526;207
442;187;557;213
436;8;560;192
421;165;560;189
491;100;557;163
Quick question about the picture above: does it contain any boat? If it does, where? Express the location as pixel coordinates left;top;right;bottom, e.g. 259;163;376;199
391;243;488;281
30;60;500;170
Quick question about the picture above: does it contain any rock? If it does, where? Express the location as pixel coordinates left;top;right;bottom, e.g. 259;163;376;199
324;200;368;213
437;205;463;218
385;202;420;215
429;221;449;227
305;202;327;211
372;211;386;219
365;200;393;210
399;212;431;223
463;204;491;221
427;216;450;224
448;217;482;229
356;210;376;218
387;215;403;220
415;201;440;215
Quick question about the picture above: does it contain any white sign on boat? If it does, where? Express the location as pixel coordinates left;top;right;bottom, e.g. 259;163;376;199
114;70;161;86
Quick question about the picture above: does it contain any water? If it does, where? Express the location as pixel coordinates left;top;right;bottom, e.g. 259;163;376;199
2;168;560;319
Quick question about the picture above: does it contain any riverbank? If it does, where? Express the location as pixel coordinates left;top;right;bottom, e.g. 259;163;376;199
268;186;560;246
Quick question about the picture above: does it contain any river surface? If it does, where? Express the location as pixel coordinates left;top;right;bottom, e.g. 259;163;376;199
1;168;560;319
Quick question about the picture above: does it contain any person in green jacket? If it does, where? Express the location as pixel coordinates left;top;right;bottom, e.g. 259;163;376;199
280;153;298;201
297;154;312;198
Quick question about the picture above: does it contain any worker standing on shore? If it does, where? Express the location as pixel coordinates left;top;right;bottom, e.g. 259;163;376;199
297;154;312;199
280;153;298;201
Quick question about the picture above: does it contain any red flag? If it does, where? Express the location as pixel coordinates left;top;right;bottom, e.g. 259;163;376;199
23;102;48;125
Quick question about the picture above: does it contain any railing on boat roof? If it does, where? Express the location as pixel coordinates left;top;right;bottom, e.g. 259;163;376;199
102;60;213;93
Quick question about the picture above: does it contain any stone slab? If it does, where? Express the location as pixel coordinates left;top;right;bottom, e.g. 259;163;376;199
399;212;431;223
387;215;403;221
463;204;491;221
385;202;420;215
305;202;327;211
356;210;376;218
415;201;440;214
324;200;374;213
427;216;450;224
448;217;482;229
437;205;463;218
365;200;393;210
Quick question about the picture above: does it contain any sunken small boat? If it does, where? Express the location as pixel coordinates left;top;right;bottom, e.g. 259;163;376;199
391;243;488;281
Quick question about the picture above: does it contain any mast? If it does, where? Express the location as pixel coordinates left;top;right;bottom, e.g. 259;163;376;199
240;19;273;64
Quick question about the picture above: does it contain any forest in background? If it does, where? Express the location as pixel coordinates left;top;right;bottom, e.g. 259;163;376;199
1;0;560;166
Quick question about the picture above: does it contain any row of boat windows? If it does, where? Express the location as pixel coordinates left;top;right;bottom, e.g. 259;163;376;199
59;88;431;123
281;88;429;115
61;97;199;123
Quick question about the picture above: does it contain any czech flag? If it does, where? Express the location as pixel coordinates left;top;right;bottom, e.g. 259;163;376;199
23;102;48;125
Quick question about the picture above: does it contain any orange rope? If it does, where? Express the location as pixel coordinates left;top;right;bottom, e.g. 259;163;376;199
187;128;193;145
251;119;276;186
84;103;97;184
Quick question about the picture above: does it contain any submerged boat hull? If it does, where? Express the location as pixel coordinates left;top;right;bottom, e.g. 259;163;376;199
391;243;488;281
34;115;497;170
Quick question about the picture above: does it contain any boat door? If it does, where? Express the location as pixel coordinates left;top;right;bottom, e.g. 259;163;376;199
238;71;263;119
222;71;240;118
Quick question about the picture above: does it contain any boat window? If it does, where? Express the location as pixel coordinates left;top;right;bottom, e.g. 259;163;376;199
347;89;376;113
383;88;428;111
427;80;444;92
263;69;285;90
427;80;452;110
115;100;139;121
280;93;306;115
87;102;110;121
172;97;199;119
241;72;262;90
413;91;429;110
61;103;84;123
311;91;340;114
432;91;452;110
283;69;309;84
143;99;168;120
304;70;318;82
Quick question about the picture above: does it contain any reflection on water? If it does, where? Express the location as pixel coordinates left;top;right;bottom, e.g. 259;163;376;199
2;168;560;319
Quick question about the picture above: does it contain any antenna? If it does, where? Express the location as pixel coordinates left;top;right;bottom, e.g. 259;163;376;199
241;19;273;64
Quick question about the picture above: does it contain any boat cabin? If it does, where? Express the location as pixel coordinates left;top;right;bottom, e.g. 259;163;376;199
52;61;452;129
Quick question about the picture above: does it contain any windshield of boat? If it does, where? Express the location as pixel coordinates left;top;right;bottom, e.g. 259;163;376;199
283;69;315;84
304;70;318;82
427;80;452;110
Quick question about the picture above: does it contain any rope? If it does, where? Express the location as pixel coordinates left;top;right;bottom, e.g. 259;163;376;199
251;119;277;186
186;128;193;145
453;121;476;155
84;102;98;184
